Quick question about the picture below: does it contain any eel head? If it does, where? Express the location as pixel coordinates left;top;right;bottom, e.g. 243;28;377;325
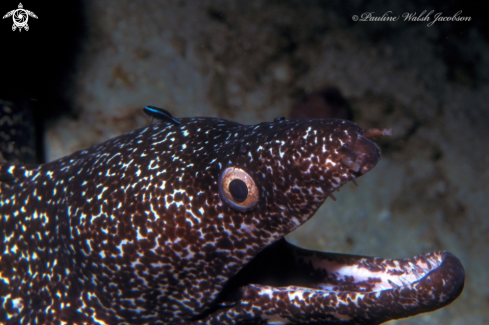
183;118;465;324
13;117;463;324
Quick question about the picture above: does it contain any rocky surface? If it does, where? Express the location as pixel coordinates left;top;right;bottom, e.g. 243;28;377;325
40;1;488;324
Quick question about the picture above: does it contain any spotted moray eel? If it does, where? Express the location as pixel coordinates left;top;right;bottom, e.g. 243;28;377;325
0;115;465;324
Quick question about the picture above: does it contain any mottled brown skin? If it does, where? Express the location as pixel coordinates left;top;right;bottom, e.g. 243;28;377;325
0;117;464;324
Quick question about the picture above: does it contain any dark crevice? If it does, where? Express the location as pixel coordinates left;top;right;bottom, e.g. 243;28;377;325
0;0;87;163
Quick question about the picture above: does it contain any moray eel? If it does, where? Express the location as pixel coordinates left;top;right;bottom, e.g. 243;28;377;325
0;115;464;324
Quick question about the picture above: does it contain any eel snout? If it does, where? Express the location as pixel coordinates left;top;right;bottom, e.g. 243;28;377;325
338;127;391;177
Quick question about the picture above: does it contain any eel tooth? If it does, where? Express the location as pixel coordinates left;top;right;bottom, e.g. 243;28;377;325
429;257;441;268
399;277;411;287
411;268;422;280
425;259;433;271
414;264;424;275
388;279;401;289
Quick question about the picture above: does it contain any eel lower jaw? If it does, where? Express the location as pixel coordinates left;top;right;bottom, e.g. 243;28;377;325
207;239;465;324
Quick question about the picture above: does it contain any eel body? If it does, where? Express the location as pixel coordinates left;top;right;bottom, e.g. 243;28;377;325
0;116;465;324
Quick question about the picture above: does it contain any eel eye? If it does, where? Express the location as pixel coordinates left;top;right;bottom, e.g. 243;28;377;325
219;167;259;212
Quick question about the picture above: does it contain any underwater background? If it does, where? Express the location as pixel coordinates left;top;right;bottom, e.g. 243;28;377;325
1;1;487;324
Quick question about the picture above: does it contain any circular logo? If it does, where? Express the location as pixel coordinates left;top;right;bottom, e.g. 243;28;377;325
13;10;28;27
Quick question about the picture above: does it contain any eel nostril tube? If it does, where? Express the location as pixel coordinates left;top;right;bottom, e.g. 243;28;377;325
362;128;393;139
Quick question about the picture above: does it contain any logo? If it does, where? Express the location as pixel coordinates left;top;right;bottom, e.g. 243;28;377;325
3;3;38;32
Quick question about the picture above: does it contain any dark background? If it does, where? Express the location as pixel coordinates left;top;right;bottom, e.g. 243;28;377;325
0;1;487;162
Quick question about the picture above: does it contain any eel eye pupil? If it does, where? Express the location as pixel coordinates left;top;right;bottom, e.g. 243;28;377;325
219;167;259;212
229;179;248;203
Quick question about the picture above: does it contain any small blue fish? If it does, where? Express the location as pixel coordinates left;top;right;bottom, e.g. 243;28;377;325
143;105;181;125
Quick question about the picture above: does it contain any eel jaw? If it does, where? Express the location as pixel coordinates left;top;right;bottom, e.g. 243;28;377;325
200;239;465;325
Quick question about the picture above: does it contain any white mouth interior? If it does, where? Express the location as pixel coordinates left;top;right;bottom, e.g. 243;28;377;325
307;254;442;292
